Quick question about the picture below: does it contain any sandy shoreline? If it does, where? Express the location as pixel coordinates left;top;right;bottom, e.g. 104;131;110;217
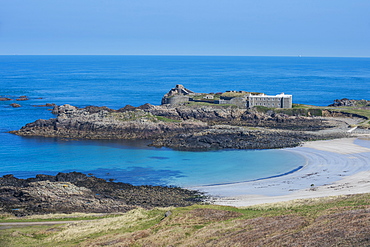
193;138;370;207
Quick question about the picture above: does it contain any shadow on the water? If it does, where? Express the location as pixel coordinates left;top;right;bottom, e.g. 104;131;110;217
17;136;156;150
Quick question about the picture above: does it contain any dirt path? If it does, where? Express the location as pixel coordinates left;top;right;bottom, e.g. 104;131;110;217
0;220;89;230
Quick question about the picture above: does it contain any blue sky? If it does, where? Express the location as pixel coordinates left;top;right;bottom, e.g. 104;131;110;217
1;0;369;56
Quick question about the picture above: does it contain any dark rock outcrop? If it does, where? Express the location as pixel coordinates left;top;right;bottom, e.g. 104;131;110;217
12;105;208;140
0;172;203;216
16;96;29;101
32;103;56;107
10;104;346;151
10;103;21;108
146;105;332;131
329;98;370;107
151;127;348;151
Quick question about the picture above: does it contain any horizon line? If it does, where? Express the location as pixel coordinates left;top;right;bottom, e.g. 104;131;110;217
1;54;370;58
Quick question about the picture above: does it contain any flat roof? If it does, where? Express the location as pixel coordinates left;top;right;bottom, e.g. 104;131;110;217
248;93;292;98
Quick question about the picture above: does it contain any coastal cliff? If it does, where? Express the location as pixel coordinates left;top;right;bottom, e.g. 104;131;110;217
10;103;349;150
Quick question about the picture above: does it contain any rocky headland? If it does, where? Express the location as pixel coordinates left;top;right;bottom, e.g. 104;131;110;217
9;102;355;150
0;172;203;216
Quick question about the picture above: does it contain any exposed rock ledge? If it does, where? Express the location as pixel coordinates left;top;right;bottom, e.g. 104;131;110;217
0;172;202;216
10;104;350;150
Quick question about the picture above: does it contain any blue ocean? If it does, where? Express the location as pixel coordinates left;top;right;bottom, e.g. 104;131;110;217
1;56;370;187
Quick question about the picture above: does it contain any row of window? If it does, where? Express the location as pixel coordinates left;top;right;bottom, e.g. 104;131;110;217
252;97;280;101
252;103;280;106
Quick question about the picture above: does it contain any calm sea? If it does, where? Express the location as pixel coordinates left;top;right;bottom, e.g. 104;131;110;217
1;56;369;186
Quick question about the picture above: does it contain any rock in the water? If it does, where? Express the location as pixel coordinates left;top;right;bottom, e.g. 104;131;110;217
32;103;56;107
0;97;12;101
16;96;29;101
10;103;21;108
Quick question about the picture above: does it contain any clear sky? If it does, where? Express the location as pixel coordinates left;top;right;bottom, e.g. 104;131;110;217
1;0;369;56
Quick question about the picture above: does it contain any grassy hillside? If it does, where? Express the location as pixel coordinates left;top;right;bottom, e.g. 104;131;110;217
1;193;370;246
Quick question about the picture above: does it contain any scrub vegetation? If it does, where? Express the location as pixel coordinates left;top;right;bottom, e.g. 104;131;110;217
110;112;181;123
256;102;370;127
184;101;237;108
1;193;370;246
331;108;370;126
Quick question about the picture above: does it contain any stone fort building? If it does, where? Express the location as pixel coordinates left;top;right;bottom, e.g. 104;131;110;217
162;85;292;108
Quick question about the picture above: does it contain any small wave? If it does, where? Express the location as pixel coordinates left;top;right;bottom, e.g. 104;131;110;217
199;165;304;187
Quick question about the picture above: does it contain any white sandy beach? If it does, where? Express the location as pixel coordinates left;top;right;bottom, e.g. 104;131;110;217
193;138;370;207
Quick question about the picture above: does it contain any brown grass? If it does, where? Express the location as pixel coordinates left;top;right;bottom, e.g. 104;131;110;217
1;194;370;246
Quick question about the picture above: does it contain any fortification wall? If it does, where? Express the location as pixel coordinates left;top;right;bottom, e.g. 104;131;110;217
162;95;189;105
161;85;292;108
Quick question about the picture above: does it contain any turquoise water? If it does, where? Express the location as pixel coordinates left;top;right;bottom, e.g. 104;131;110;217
0;136;305;187
1;56;369;186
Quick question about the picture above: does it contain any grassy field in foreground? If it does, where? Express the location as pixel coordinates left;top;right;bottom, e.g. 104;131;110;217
1;193;370;246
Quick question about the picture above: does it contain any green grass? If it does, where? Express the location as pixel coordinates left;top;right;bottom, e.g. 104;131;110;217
191;93;221;101
278;108;323;117
297;104;370;124
154;116;181;123
185;102;237;108
0;225;54;247
0;213;124;223
220;92;249;98
109;112;182;123
253;104;324;117
292;103;318;109
1;193;369;246
254;105;271;112
109;111;156;121
256;103;370;121
220;91;261;98
329;108;370;125
0;209;166;247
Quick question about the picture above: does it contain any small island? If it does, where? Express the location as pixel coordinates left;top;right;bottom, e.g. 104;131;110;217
9;85;370;150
